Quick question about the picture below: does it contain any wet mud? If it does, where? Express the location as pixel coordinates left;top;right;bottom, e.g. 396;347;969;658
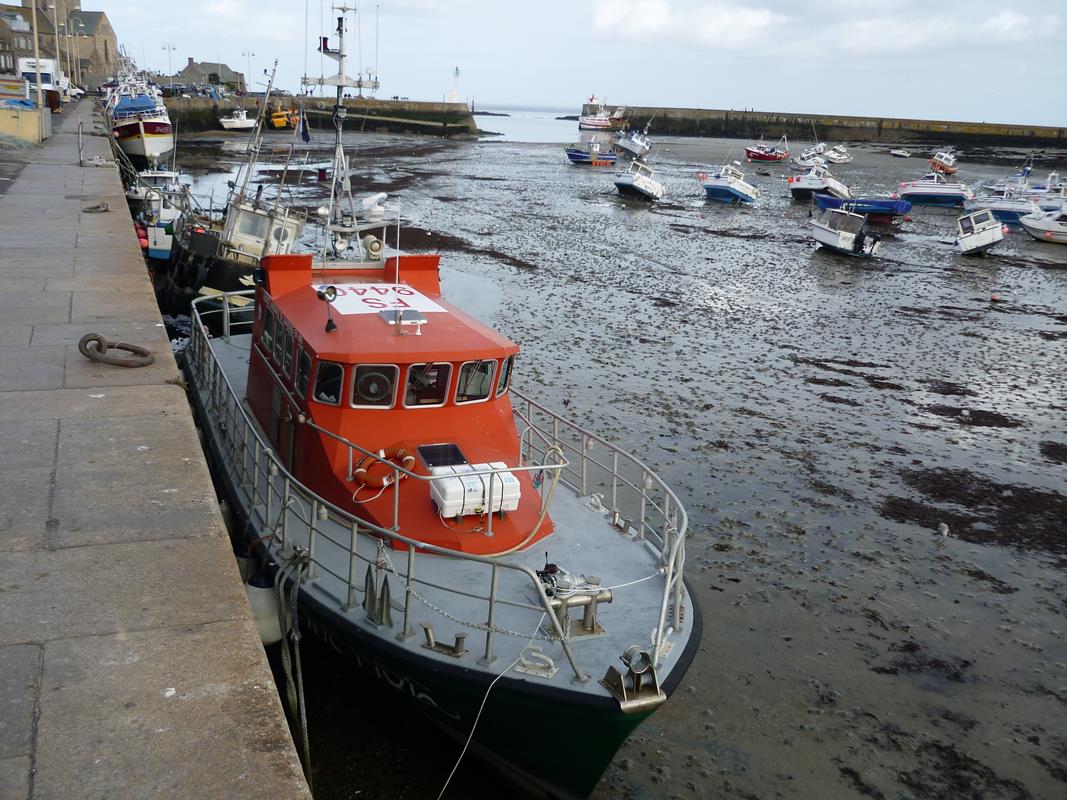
180;131;1067;799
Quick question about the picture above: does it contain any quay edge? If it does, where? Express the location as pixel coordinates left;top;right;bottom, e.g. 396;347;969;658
164;96;479;137
0;100;310;800
588;104;1067;148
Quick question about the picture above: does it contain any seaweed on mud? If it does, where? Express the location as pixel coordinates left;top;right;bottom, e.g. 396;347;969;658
1032;754;1067;783
805;376;853;388
921;379;977;397
871;640;972;682
898;742;1032;800
398;225;538;271
880;467;1067;555
922;404;1023;428
838;766;887;799
959;567;1017;594
819;393;861;407
1039;441;1067;465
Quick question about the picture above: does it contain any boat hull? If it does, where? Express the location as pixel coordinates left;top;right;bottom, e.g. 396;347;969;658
565;147;616;166
220;118;255;131
1020;218;1067;244
956;229;1004;255
745;149;787;162
896;192;967;207
615;175;664;201
113;118;175;168
703;184;757;205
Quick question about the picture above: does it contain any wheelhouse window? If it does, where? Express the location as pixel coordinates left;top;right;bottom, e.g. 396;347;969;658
295;349;311;397
404;363;452;407
313;361;344;405
282;328;294;377
351;365;399;408
273;320;286;364
495;356;514;397
262;307;275;353
455;359;496;404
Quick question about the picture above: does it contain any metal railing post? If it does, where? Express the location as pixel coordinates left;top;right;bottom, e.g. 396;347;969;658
480;564;498;665
346;521;358;609
398;545;415;640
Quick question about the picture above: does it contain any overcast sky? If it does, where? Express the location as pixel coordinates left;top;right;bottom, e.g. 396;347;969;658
98;0;1064;125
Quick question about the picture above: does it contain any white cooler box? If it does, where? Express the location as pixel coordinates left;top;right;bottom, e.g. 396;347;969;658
429;462;522;518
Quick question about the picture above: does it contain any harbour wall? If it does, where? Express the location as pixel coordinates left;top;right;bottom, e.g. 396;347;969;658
165;97;478;137
0;101;311;799
589;104;1067;147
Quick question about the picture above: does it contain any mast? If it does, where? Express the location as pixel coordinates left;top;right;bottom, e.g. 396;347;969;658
303;5;380;261
234;60;279;204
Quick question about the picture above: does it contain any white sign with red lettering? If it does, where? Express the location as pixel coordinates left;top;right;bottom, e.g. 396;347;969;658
317;283;446;315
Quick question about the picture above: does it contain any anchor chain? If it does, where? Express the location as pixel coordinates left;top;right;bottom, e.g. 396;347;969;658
78;333;155;368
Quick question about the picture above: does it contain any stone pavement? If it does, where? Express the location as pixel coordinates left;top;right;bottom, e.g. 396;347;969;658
0;102;310;800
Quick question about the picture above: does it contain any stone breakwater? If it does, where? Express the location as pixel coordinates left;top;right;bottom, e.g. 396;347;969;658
165;97;478;137
589;103;1067;147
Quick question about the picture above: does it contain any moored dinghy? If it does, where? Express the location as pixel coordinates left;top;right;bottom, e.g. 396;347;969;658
699;163;760;205
810;208;881;257
955;209;1005;256
615;159;665;201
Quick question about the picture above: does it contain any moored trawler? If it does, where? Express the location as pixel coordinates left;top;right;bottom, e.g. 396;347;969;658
104;57;175;169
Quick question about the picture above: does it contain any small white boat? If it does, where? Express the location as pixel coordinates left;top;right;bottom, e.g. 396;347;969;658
699;163;760;205
890;148;911;158
219;107;256;131
787;164;851;200
791;144;826;169
823;144;853;164
810;208;881;257
614;160;664;201
955;209;1005;256
1019;209;1067;245
615;129;651;158
964;191;1042;225
894;173;974;206
125;168;183;214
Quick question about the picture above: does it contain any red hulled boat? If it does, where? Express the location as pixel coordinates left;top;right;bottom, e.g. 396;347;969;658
744;134;789;162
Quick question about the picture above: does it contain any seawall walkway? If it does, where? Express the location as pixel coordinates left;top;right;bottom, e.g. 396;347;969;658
0;102;311;799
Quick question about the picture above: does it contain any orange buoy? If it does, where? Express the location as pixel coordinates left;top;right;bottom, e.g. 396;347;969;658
990;293;1001;302
138;238;149;249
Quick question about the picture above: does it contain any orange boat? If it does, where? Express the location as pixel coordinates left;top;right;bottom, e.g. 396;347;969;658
182;9;699;798
929;149;959;174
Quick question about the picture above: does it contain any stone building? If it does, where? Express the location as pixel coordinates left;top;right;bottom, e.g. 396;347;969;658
0;2;117;87
174;56;246;92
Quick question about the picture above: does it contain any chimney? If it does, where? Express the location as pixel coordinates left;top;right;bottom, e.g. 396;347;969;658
187;57;194;67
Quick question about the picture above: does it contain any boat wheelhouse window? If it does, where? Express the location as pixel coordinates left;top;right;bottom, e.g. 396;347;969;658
262;307;275;352
237;210;270;241
313;361;344;405
295;349;311;397
455;359;497;404
973;211;992;225
495;355;514;397
959;217;974;234
282;328;294;377
273;319;286;364
351;365;399;408
404;363;452;407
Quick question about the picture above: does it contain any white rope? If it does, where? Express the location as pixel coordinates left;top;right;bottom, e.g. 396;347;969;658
436;612;547;800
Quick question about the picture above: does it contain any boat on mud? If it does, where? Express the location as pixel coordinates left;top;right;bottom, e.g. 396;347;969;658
964;191;1041;225
813;194;911;225
823;144;853;164
220;107;256;131
182;16;699;800
699;163;760;205
894;173;974;206
614;159;665;201
955;209;1006;256
929;149;959;174
787;164;850;201
578;95;628;131
565;137;617;166
810;208;881;257
1019;208;1067;244
615;122;652;159
745;135;788;162
890;148;911;158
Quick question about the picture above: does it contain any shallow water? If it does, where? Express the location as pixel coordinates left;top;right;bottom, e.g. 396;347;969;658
179;129;1067;799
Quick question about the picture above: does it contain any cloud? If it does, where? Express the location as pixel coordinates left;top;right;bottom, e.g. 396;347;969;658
598;1;785;47
979;11;1060;41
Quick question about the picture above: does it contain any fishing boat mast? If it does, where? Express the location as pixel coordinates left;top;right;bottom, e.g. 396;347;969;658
303;5;380;262
232;59;279;205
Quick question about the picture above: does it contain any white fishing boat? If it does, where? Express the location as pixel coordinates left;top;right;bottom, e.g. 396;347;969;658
810;208;881;257
894;173;975;206
787;164;851;200
125;168;183;215
791;145;826;170
823;144;853;164
614;159;664;201
955;209;1005;256
578;95;627;131
964;191;1042;225
615;122;652;159
219;107;256;131
929;149;959;174
104;57;175;169
1019;209;1067;245
139;184;187;261
699;163;760;205
890;148;911;158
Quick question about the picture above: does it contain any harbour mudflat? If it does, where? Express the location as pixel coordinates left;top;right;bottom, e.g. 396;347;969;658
177;130;1066;798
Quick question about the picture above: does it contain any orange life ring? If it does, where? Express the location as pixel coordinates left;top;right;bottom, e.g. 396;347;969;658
353;448;416;488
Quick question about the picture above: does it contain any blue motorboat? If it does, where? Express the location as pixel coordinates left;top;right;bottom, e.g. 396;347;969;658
700;163;760;205
565;138;617;166
814;194;911;223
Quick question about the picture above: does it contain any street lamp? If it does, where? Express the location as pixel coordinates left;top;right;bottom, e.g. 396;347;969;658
73;20;86;87
57;22;70;86
48;3;63;101
27;1;43;108
241;50;255;94
162;42;176;90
